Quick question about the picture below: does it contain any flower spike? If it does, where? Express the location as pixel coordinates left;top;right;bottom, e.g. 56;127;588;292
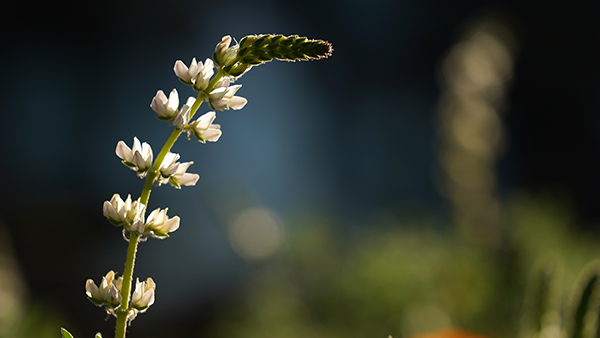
220;34;333;77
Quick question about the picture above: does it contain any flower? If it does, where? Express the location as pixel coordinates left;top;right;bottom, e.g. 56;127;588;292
157;155;199;189
103;193;145;227
189;111;222;143
115;137;153;177
214;35;238;67
150;89;179;120
143;207;180;238
85;271;123;308
131;277;156;312
174;57;199;84
169;161;199;188
158;152;181;178
174;58;214;91
208;78;247;111
172;96;195;129
156;152;199;189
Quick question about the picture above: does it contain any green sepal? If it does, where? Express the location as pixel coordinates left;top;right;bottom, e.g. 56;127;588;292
239;35;256;49
151;230;169;238
178;78;193;86
254;35;270;47
270;35;284;44
228;64;251;77
212;51;219;66
61;328;75;338
106;218;125;227
169;176;181;189
121;160;135;168
87;296;106;306
156;115;174;121
132;304;150;311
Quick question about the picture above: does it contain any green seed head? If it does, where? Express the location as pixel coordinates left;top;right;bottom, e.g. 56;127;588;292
221;34;333;78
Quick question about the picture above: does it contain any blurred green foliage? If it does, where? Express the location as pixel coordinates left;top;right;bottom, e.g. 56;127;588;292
4;194;600;338
209;194;600;338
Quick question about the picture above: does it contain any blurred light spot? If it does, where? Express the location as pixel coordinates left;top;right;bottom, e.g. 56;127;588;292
437;16;516;247
228;207;284;261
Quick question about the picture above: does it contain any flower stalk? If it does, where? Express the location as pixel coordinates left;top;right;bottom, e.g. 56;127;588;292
75;34;331;338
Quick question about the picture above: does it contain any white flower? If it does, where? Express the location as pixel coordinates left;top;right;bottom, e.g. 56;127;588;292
103;193;145;227
131;277;156;312
170;161;199;188
130;219;146;234
190;111;222;143
156;153;199;188
172;96;195;129
174;57;199;84
116;137;153;177
208;78;247;111
85;271;123;308
158;152;181;178
192;58;215;92
174;58;214;91
214;35;238;67
157;155;199;189
150;89;179;120
144;207;180;238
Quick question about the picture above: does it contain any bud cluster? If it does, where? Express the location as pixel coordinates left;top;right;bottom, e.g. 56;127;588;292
85;271;156;321
103;193;180;239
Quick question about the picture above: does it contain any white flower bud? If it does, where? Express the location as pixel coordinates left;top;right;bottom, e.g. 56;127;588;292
103;193;128;225
192;58;214;91
171;162;199;188
85;271;122;308
116;137;154;177
208;83;247;111
85;279;103;304
130;219;146;234
131;277;156;312
157;155;199;189
214;35;238;67
190;111;222;143
159;152;181;178
150;89;179;120
144;207;180;238
173;97;195;129
103;194;145;228
174;58;200;85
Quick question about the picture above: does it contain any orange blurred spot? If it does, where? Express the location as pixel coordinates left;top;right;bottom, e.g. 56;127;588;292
410;329;488;338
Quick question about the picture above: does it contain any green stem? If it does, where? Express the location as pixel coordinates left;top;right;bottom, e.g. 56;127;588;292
114;233;140;338
113;70;225;338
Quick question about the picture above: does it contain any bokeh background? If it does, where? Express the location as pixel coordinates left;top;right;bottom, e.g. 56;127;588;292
2;0;600;337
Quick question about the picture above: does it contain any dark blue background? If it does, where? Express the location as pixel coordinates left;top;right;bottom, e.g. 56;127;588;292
1;0;600;337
